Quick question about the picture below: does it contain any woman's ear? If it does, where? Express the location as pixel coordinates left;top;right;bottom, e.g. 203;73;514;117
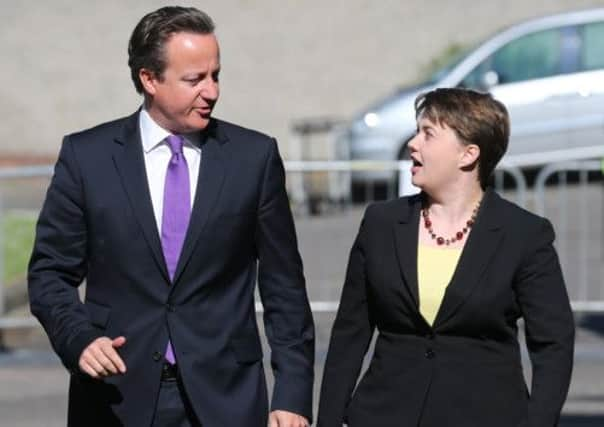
460;144;480;169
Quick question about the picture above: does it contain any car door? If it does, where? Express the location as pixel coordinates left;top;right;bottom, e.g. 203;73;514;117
563;20;604;150
460;25;580;162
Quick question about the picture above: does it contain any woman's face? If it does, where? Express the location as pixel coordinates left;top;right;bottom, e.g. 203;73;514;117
407;115;469;192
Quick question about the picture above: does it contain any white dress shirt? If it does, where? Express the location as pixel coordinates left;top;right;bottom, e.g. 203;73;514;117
139;108;202;233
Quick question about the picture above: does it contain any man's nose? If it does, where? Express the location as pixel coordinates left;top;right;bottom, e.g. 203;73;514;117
201;81;219;101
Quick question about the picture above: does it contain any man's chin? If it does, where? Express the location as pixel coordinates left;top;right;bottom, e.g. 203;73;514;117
181;117;211;133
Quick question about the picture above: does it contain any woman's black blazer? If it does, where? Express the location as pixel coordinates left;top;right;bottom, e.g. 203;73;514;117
318;190;574;427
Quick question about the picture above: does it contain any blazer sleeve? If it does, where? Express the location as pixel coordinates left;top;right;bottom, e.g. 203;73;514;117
317;211;375;427
28;137;102;372
514;217;575;427
255;138;315;422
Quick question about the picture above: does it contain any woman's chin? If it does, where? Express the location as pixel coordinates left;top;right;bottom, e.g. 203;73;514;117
410;177;425;190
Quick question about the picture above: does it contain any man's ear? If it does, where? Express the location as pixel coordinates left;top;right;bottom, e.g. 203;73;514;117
460;144;480;169
138;68;158;96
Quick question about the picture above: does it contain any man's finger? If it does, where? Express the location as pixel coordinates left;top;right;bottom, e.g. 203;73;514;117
112;336;126;348
101;343;127;374
82;353;107;376
268;412;279;427
93;345;120;374
79;360;99;379
269;411;309;427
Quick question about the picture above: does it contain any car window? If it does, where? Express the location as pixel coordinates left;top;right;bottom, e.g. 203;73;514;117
461;26;579;88
580;21;604;71
493;29;561;83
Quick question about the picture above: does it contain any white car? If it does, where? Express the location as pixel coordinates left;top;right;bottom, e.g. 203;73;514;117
341;8;604;185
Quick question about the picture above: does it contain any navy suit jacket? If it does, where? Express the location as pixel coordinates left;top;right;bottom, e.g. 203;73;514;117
28;111;315;427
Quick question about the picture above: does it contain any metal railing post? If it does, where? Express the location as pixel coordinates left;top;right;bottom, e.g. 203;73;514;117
0;192;5;350
0;192;4;318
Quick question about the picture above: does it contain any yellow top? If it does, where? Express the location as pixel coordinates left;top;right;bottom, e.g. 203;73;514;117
417;244;462;326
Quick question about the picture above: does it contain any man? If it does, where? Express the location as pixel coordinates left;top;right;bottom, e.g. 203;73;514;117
28;6;314;427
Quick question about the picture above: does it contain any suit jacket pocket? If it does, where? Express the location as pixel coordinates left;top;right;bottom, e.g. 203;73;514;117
85;301;111;330
229;332;263;364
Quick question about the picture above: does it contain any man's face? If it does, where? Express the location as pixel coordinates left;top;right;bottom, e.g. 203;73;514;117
142;32;220;134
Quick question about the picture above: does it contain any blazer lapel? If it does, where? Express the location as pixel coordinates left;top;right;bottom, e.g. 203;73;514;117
393;195;422;309
112;112;170;282
171;120;228;285
433;189;504;328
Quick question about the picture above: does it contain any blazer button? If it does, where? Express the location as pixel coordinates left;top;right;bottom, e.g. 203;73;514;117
153;351;162;362
425;348;435;359
166;303;175;312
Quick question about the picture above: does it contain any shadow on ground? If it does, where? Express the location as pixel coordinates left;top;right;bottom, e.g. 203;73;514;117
561;414;604;426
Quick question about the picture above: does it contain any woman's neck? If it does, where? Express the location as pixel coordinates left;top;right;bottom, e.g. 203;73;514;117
424;185;484;227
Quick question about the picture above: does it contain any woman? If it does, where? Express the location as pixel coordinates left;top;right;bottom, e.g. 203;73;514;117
317;88;574;427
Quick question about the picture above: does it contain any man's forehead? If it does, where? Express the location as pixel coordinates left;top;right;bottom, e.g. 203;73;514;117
165;31;219;50
163;32;221;67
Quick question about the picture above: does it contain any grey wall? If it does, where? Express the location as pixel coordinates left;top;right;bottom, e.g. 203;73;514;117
2;0;604;159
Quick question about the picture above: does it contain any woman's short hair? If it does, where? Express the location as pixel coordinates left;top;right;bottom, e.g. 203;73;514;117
414;88;510;188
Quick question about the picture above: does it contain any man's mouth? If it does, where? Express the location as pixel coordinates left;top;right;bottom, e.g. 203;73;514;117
195;107;213;117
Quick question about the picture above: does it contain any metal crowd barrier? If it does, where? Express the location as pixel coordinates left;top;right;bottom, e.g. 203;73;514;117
0;166;53;330
285;160;527;214
0;158;601;338
534;160;604;313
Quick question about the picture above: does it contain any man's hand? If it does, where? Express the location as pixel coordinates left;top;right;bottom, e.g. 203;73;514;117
268;410;309;427
79;336;127;378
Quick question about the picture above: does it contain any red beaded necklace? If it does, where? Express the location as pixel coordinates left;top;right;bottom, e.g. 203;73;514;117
422;201;481;246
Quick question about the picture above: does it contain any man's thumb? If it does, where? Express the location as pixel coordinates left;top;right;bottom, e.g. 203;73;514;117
112;336;127;348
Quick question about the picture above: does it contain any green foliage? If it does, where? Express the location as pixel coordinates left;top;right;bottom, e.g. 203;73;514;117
2;213;36;285
420;43;468;81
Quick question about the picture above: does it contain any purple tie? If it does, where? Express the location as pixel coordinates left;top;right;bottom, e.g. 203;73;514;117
161;135;191;364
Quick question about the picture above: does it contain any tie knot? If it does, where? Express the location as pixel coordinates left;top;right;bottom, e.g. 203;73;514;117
166;135;184;155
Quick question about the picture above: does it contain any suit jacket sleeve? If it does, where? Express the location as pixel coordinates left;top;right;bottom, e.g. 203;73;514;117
255;139;315;421
28;137;102;371
515;218;575;427
317;210;375;427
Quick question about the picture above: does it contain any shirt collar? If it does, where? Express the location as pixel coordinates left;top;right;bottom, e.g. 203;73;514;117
139;107;202;154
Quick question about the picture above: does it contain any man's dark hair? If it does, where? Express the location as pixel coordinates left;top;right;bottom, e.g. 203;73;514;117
414;88;510;188
128;6;215;94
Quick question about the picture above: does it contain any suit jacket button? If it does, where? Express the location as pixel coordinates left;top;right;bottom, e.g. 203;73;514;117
153;351;162;362
425;349;435;359
166;303;174;312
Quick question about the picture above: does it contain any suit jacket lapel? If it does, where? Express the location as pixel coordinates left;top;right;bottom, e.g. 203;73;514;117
433;189;504;328
393;195;422;309
171;120;228;285
112;111;170;282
